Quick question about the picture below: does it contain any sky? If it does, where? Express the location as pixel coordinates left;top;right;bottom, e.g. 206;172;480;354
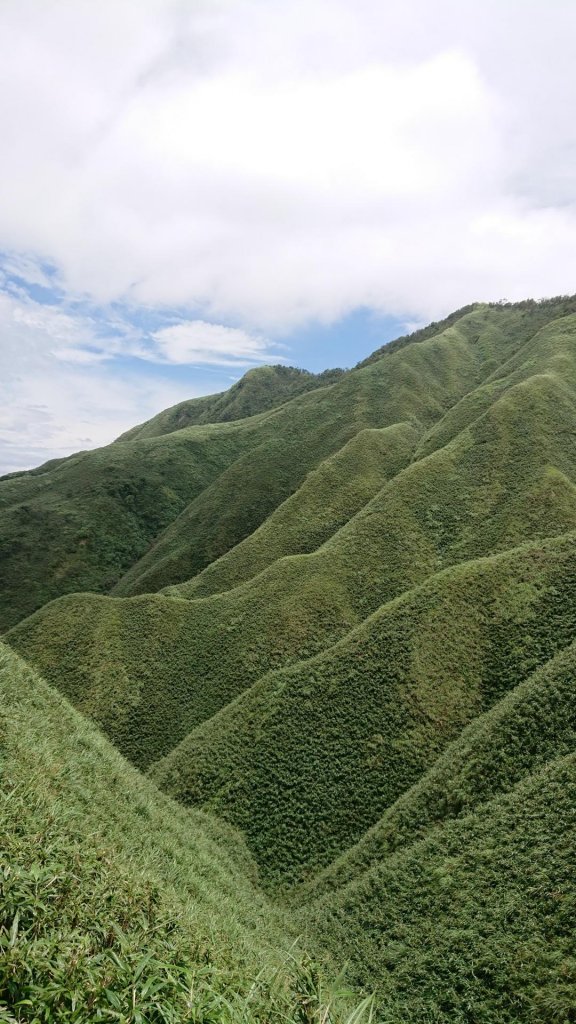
1;0;576;473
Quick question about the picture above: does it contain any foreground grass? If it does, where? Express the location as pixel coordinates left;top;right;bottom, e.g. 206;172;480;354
0;645;369;1023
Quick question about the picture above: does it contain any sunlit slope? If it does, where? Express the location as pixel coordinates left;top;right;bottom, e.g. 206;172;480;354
176;309;576;601
1;365;351;628
150;532;576;889
108;302;539;598
170;349;576;606
0;306;475;626
307;751;576;1023
155;422;421;599
417;305;576;459
0;301;567;628
115;364;344;442
0;643;338;1022
7;314;576;774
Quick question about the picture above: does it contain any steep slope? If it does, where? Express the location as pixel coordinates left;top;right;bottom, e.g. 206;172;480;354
112;420;420;597
295;641;576;1019
0;422;248;630
0;305;466;629
0;643;349;1022
1;300;554;630
3;622;573;1022
307;751;576;1023
150;531;576;888
2;297;576;1022
111;302;549;598
301;638;576;902
170;308;576;599
8;311;576;776
115;364;345;442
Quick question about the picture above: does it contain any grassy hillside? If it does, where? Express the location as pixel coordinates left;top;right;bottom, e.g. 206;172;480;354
8;308;576;777
307;750;576;1023
2;296;576;1021
0;643;360;1022
1;300;553;627
109;306;500;598
160;422;421;601
115;364;345;442
117;302;576;600
150;532;576;889
298;638;576;1021
299;637;576;903
0;423;248;630
0;364;351;628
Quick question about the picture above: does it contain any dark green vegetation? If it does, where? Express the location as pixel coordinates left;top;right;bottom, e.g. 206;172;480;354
116;365;346;443
2;297;576;1020
151;533;576;888
0;644;364;1023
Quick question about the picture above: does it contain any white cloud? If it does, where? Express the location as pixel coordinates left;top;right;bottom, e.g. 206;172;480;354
0;289;216;474
11;301;100;348
50;346;111;364
1;252;54;289
0;368;197;476
1;0;576;470
151;320;280;365
0;0;574;330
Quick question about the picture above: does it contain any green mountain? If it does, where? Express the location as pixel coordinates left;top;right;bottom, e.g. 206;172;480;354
115;364;346;443
2;296;576;1021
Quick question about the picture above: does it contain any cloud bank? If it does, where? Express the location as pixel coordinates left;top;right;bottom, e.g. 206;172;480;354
1;0;576;326
1;0;576;469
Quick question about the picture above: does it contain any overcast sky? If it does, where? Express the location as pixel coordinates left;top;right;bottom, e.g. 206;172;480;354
1;0;576;473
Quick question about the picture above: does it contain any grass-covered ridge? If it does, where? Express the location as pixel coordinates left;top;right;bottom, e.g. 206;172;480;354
299;636;576;904
0;643;366;1023
124;421;421;600
2;296;576;1020
8;305;576;774
308;751;576;1023
115;364;346;442
150;531;576;888
2;299;566;628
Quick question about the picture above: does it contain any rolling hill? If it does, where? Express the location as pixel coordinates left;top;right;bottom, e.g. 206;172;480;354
2;296;576;1020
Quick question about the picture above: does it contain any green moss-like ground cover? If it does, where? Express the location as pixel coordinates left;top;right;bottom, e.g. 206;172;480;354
151;531;576;889
2;297;576;1020
9;309;576;775
0;644;366;1023
1;300;553;627
308;751;576;1023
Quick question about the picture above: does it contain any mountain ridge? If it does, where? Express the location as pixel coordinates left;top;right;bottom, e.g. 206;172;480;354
2;295;576;1020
